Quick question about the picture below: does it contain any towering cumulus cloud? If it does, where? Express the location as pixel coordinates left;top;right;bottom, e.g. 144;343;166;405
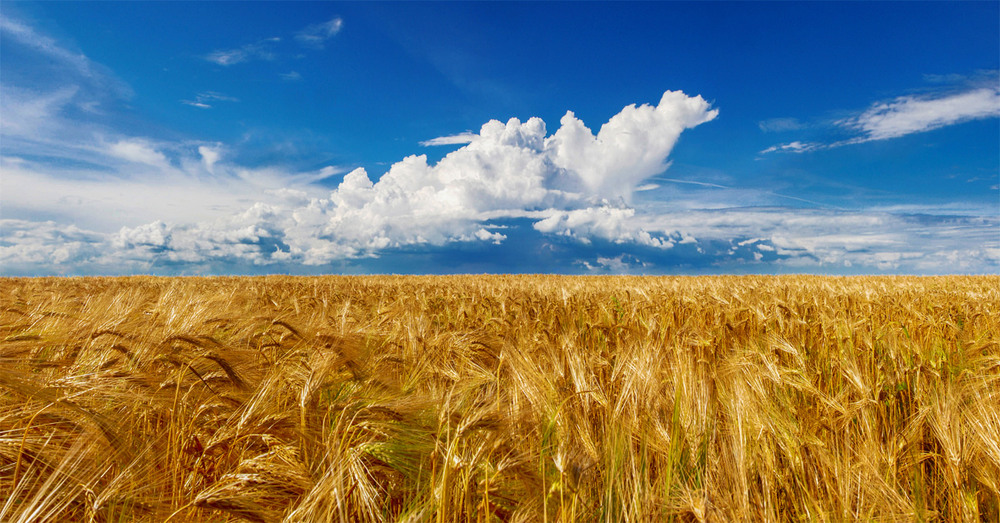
546;90;719;201
305;90;717;255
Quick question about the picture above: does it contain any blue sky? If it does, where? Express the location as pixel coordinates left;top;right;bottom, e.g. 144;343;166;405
1;2;998;276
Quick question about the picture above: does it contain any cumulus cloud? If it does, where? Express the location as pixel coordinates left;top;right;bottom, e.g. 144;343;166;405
544;205;999;272
295;17;343;49
0;220;107;273
545;91;718;201
3;90;718;270
578;254;649;273
534;206;675;249
271;90;717;255
5;205;997;275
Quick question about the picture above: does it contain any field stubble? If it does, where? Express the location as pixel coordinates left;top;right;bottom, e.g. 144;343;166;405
0;275;998;522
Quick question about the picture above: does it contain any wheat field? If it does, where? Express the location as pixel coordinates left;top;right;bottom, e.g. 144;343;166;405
0;275;997;522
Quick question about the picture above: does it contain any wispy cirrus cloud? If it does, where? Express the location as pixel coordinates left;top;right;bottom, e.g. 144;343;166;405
204;16;343;67
181;91;239;109
1;15;91;75
762;80;1000;154
204;37;281;66
759;140;821;154
295;17;343;49
840;87;1000;141
0;14;130;98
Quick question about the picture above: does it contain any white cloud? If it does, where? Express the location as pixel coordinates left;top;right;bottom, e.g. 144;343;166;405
3;90;716;269
545;91;718;201
271;90;717;255
0;15;88;73
0;19;339;236
578;254;649;273
841;87;1000;141
199;145;221;172
280;71;303;81
0;220;106;272
760;140;820;154
295;17;343;49
762;84;1000;154
108;139;170;167
0;85;79;137
5;68;994;275
6;205;997;274
0;145;334;232
420;132;478;146
0;14;129;97
535;205;999;272
205;37;280;66
474;228;506;244
202;17;341;67
533;206;675;249
181;91;238;109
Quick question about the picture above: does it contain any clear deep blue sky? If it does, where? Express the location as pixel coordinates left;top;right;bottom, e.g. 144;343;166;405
1;2;998;275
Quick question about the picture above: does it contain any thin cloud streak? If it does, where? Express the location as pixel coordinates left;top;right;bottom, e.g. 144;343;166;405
180;91;238;109
204;37;281;66
0;14;132;99
420;132;478;146
762;84;1000;154
295;17;343;49
205;16;343;66
842;87;1000;141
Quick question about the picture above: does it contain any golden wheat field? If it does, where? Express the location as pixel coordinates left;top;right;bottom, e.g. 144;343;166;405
0;275;998;522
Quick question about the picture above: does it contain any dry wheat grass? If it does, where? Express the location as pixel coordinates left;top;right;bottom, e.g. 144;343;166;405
0;275;997;522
